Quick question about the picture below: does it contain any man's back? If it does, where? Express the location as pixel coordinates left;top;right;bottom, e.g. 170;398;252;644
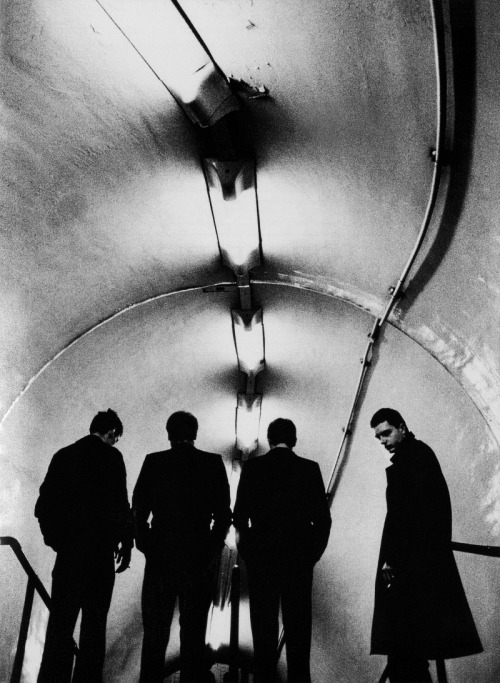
233;419;331;683
133;442;231;566
234;447;331;567
35;409;131;683
35;433;130;550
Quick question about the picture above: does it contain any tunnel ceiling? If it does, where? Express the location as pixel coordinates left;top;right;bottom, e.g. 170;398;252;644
1;0;499;442
2;1;500;681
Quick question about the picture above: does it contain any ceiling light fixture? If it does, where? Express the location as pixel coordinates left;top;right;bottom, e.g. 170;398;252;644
204;163;261;274
96;0;239;126
231;309;265;377
235;393;262;456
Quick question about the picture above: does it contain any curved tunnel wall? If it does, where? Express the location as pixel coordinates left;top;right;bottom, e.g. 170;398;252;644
2;0;500;681
1;284;500;681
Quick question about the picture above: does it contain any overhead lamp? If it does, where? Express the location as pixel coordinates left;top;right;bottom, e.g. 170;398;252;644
203;158;254;201
203;162;261;274
236;393;262;456
231;309;265;376
175;61;240;127
224;459;243;551
97;0;240;127
206;604;228;650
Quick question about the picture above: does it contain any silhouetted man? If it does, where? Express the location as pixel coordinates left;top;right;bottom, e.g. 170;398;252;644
233;418;332;683
133;411;231;683
35;409;133;683
370;408;482;683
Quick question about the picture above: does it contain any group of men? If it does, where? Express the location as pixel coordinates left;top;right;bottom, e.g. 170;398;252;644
34;407;481;683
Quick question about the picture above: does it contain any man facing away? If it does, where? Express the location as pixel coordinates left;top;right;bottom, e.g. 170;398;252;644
370;408;482;683
35;409;133;683
233;418;332;683
133;411;231;683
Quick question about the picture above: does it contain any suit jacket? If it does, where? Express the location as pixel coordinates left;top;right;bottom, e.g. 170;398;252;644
371;433;482;658
233;447;332;569
35;434;133;552
132;442;231;568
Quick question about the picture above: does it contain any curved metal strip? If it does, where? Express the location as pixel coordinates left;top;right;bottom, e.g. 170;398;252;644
325;0;454;497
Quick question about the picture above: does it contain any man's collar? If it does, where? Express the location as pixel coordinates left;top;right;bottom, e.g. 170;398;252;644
269;442;292;450
390;431;416;462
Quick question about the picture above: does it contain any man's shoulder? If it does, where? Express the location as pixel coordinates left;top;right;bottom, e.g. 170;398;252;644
295;453;320;468
405;438;443;477
142;448;222;464
410;438;438;462
243;450;318;471
192;446;222;458
191;447;225;471
54;435;124;465
52;434;92;458
143;450;170;464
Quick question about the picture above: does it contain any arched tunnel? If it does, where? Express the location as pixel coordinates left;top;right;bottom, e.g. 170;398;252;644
1;0;500;681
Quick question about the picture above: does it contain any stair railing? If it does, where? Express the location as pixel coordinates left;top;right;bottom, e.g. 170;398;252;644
0;536;78;683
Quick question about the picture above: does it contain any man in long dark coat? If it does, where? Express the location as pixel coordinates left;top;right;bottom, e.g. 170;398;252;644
133;411;231;683
233;418;332;683
370;408;482;682
35;409;133;683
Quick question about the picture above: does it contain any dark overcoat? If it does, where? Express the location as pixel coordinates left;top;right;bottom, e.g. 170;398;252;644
371;434;482;659
132;442;231;569
233;447;332;569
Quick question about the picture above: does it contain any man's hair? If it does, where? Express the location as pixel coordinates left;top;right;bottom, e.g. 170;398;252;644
267;418;297;448
89;409;123;437
370;408;406;430
166;411;198;442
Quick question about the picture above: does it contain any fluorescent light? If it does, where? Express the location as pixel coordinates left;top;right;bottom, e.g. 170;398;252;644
229;459;242;509
206;181;261;274
203;159;255;201
206;604;229;650
232;309;265;376
236;394;262;455
97;0;239;126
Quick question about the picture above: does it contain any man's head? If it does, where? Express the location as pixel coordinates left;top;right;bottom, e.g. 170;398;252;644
370;408;407;454
166;411;198;444
267;418;297;449
90;409;123;446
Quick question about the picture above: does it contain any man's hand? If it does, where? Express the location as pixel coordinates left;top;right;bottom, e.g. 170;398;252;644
381;561;395;588
114;543;132;574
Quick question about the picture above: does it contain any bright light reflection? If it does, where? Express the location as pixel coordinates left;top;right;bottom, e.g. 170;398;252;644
206;604;230;650
225;460;243;550
210;188;260;272
98;0;238;124
21;601;48;683
236;394;261;454
229;459;242;509
232;309;265;376
225;524;237;551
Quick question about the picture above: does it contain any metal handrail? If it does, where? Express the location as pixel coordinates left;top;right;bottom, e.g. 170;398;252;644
1;536;52;683
0;536;78;683
451;541;500;557
0;536;52;607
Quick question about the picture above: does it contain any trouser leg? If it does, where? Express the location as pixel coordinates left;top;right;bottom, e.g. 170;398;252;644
178;567;214;681
280;567;313;683
38;552;81;683
72;551;115;683
247;566;280;683
139;557;177;683
387;655;432;683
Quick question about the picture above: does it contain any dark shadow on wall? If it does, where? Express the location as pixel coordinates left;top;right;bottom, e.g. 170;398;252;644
398;0;477;312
